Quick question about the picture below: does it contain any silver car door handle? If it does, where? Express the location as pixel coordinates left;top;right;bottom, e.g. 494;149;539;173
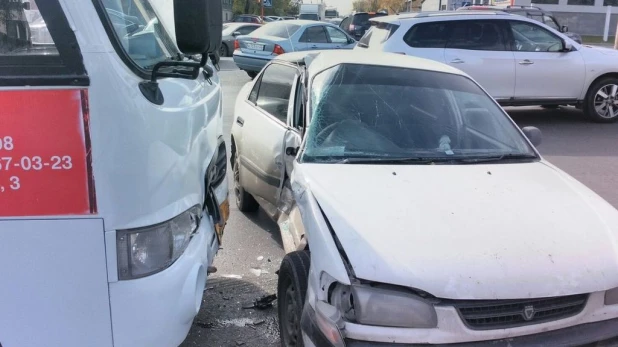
450;58;464;64
519;59;534;65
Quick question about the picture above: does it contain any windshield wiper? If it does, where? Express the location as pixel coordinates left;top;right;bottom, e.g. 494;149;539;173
454;153;538;163
338;157;440;164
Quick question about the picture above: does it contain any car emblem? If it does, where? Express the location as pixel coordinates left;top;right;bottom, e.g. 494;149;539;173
523;305;535;321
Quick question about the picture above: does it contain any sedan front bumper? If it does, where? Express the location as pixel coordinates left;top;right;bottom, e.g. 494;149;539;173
301;301;618;347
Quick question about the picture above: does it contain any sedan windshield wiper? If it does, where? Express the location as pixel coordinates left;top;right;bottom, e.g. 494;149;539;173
454;153;538;163
338;157;441;164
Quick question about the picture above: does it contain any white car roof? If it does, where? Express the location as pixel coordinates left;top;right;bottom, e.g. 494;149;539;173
371;10;512;23
306;50;466;77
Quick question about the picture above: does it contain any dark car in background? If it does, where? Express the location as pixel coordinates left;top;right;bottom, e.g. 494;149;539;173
457;5;582;43
221;22;261;57
232;14;264;24
339;11;389;40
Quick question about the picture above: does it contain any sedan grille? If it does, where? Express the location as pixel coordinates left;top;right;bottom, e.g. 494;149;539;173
452;294;588;330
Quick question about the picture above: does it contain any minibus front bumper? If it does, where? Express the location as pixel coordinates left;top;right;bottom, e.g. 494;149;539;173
108;217;219;347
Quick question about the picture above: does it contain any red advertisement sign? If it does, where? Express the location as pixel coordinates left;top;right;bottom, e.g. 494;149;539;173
0;89;96;216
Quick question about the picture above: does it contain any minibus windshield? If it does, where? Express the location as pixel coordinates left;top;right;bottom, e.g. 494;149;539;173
99;0;180;69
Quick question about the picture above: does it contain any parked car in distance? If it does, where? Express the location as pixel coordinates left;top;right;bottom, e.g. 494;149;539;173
357;11;618;122
221;22;261;57
339;11;389;39
233;20;356;78
328;17;343;25
457;5;582;44
232;14;264;24
231;49;618;346
283;16;296;20
265;16;284;22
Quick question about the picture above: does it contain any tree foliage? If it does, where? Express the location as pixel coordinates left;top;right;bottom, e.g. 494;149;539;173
352;0;407;13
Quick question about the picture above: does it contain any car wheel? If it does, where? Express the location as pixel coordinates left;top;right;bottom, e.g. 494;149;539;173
585;77;618;123
220;44;229;57
247;71;258;79
233;150;259;212
278;250;310;347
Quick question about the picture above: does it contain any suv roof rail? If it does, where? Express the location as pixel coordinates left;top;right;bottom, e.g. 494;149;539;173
413;10;504;18
506;5;543;10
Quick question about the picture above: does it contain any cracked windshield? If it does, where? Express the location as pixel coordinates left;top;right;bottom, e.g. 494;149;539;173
2;0;618;347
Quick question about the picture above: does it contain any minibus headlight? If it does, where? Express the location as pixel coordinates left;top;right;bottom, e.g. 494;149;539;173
117;206;201;280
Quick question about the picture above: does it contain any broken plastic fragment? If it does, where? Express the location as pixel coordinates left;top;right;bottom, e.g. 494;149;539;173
439;135;454;155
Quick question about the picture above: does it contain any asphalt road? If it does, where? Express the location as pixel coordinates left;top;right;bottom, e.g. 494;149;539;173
181;58;618;347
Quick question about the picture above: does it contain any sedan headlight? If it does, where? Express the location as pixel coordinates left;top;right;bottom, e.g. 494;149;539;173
605;287;618;305
117;205;201;280
330;283;438;328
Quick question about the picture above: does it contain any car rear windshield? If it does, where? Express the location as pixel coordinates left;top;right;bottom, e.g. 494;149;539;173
302;64;536;163
0;0;87;86
251;21;300;38
352;13;387;26
358;22;399;48
299;13;319;20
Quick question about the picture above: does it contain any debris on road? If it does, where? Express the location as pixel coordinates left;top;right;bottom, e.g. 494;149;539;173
243;294;277;310
257;256;264;261
221;274;243;279
249;267;262;277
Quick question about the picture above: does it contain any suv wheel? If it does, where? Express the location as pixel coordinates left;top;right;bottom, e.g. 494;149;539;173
246;71;258;79
233;149;259;212
585;77;618;123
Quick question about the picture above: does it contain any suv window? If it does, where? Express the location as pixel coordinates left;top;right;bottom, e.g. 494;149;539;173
237;25;258;35
403;22;450;48
251;22;301;38
98;0;179;72
509;20;563;52
446;20;506;51
255;64;297;122
0;0;87;85
300;26;328;43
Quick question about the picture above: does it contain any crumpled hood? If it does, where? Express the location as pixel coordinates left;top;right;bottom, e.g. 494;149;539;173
300;162;618;300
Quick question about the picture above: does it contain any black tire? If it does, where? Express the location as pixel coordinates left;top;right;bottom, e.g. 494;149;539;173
246;71;258;79
278;250;310;347
219;43;229;57
584;77;618;123
233;149;259;212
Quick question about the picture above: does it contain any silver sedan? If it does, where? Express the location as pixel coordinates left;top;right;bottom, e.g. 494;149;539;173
232;20;356;79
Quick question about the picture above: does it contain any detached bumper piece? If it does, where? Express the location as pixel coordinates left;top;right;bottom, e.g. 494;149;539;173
302;302;618;347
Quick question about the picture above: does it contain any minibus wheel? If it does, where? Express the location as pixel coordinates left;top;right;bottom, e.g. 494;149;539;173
278;250;310;347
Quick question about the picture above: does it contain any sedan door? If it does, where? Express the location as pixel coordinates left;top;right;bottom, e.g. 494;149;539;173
325;25;356;49
507;20;586;101
296;25;332;51
237;63;299;204
443;20;516;101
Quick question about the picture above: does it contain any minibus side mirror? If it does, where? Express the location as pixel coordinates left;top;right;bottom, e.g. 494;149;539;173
174;0;210;55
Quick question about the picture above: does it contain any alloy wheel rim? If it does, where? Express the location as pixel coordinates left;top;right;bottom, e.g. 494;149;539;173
594;84;618;119
282;283;299;346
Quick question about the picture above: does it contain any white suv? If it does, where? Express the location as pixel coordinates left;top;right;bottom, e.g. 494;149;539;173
355;11;618;123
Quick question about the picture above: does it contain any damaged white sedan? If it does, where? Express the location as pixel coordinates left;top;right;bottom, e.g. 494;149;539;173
230;50;618;346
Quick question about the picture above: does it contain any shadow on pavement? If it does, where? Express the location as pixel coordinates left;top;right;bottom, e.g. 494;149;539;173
245;209;283;249
182;277;280;347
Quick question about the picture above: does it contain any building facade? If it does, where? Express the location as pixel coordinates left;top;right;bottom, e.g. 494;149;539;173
527;0;618;36
222;0;233;22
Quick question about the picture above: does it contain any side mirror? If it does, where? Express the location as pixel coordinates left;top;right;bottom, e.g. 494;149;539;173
561;25;569;33
522;126;542;147
174;0;211;54
563;40;573;52
232;31;241;36
285;147;299;156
